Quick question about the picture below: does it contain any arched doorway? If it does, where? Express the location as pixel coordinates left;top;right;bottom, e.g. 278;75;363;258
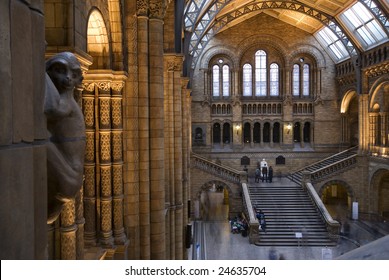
243;122;251;144
371;169;389;221
213;123;221;144
320;181;354;222
223;123;231;144
197;181;230;221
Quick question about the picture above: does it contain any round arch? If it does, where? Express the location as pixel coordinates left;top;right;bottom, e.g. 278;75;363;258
87;8;111;69
319;180;355;220
370;168;389;221
195;180;233;221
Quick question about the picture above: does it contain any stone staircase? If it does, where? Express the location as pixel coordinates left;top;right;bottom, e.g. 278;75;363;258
249;181;337;247
286;146;358;185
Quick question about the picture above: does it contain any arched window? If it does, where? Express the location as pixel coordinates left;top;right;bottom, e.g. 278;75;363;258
244;123;251;143
223;123;231;144
222;65;230;96
273;122;280;143
213;123;221;143
303;64;310;96
270;63;279;96
263;122;270;142
212;65;220;97
293;64;300;96
243;64;252;96
293;62;311;97
255;50;267;96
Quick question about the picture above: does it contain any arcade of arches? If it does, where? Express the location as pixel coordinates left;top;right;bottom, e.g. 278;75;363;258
0;0;389;260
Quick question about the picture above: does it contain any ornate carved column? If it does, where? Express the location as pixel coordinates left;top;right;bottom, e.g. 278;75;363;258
82;83;97;246
270;123;274;148
149;0;166;259
111;80;127;248
82;72;128;257
75;189;85;259
60;200;77;259
300;123;304;148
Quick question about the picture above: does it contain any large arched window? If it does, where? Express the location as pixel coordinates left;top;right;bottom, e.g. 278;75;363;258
222;65;230;96
212;65;220;97
255;50;267;96
270;63;279;96
293;62;311;97
303;64;310;96
212;59;230;97
292;64;300;96
243;64;252;96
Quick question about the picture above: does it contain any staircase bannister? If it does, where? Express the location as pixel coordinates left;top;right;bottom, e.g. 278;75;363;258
309;155;357;182
303;178;340;241
292;146;358;175
191;153;244;183
242;183;260;244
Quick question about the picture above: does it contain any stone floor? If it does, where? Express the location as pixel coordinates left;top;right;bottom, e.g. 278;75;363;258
190;178;389;260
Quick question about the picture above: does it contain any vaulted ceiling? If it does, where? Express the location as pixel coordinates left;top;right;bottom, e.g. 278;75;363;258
184;0;389;68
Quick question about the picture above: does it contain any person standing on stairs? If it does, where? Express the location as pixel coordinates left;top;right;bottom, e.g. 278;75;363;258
255;167;261;183
261;164;268;182
268;166;273;183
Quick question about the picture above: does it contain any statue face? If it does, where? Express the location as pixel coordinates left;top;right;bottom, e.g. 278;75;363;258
47;60;82;92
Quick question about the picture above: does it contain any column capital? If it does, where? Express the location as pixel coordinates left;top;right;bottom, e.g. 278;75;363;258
164;54;183;72
149;0;166;20
137;0;149;17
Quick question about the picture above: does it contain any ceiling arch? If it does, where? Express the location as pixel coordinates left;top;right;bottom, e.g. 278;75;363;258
184;0;389;69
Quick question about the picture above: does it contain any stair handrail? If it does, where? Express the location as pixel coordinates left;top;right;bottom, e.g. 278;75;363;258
309;154;358;182
291;146;358;174
191;153;245;183
304;180;340;241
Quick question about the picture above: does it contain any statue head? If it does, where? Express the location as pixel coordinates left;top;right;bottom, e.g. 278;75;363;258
46;52;83;92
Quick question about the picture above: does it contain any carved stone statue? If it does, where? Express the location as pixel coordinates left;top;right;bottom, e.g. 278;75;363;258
44;52;86;223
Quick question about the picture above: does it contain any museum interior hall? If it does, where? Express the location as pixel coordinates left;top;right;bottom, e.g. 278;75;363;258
0;0;388;260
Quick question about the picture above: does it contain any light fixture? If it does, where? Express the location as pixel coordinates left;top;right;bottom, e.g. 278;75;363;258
286;123;292;134
236;124;241;135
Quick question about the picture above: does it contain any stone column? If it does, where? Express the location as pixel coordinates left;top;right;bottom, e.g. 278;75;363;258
149;0;166;259
164;54;175;259
173;56;184;260
270;123;274;148
123;0;141;259
359;94;370;153
181;79;191;259
137;2;151;259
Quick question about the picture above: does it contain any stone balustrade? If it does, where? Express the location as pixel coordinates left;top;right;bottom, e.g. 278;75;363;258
309;155;357;183
304;182;340;241
191;154;244;183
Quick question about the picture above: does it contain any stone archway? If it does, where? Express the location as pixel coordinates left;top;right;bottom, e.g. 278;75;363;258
370;168;389;221
319;180;355;221
195;180;232;221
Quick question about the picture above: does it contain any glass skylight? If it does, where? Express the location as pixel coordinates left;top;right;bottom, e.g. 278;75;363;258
340;2;387;49
315;27;350;62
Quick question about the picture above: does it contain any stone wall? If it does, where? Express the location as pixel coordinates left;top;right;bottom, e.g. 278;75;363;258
0;0;47;260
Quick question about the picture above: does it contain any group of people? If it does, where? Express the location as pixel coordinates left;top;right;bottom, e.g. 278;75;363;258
254;159;274;183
